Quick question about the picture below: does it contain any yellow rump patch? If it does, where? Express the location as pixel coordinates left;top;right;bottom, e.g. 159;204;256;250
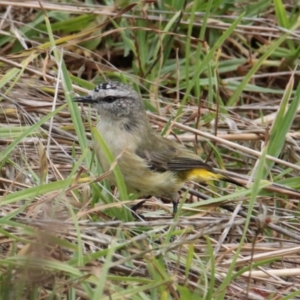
183;169;224;182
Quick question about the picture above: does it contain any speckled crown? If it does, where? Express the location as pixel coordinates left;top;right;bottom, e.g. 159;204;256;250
94;82;121;92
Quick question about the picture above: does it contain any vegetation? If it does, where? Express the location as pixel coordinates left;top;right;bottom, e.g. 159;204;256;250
0;0;300;299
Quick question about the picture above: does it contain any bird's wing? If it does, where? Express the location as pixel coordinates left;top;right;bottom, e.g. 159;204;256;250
136;139;213;172
167;157;214;171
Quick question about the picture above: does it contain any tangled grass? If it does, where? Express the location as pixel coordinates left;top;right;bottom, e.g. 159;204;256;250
0;1;300;299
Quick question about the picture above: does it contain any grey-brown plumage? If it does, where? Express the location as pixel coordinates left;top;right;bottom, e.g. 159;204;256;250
74;81;241;214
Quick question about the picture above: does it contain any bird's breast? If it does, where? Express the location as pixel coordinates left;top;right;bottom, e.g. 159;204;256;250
94;119;141;172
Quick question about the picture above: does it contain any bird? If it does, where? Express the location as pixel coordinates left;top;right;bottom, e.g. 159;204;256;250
74;81;242;215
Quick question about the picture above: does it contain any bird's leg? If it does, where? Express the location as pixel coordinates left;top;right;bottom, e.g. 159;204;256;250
171;193;179;215
132;194;179;217
130;196;152;218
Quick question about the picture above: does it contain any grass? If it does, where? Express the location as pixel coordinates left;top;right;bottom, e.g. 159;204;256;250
0;0;300;299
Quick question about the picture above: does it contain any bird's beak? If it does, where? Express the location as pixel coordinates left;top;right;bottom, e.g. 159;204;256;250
73;95;95;104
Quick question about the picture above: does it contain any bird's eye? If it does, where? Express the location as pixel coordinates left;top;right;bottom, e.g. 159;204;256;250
103;96;117;103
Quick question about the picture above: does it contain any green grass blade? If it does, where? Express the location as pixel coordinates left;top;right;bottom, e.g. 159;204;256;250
91;127;132;221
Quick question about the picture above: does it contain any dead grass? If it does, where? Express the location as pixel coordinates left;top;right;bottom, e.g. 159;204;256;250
0;1;300;299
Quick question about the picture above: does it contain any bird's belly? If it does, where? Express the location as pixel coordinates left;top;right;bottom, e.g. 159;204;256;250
119;158;183;197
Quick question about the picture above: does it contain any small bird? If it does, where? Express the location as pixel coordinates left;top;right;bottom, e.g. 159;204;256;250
74;81;241;214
